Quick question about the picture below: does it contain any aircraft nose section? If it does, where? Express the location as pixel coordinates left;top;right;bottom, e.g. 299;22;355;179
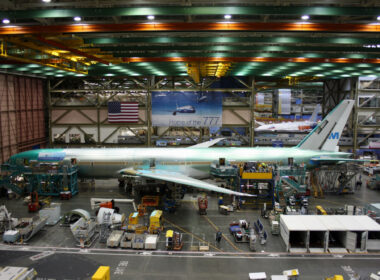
8;150;39;164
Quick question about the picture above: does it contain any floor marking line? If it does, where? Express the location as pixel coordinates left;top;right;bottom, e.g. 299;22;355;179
162;217;223;252
2;244;380;259
191;201;244;253
194;202;246;253
3;247;380;260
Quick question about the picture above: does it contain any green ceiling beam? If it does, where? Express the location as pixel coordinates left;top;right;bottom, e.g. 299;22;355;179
96;45;380;54
3;61;380;78
84;36;380;46
88;61;380;78
1;6;380;19
111;52;380;59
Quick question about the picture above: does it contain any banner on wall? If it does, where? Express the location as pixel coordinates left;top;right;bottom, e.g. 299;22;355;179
151;91;222;127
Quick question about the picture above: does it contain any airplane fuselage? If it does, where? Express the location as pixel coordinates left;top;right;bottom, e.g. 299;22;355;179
256;120;317;132
9;147;350;179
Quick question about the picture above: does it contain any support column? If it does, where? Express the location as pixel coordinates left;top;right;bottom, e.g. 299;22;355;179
352;78;359;154
146;76;154;147
47;79;52;146
96;91;101;145
249;77;256;147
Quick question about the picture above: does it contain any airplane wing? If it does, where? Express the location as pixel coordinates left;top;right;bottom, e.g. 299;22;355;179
310;157;368;164
119;168;254;197
188;138;225;148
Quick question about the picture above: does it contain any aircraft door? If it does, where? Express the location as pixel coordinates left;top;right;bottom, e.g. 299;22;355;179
150;158;156;168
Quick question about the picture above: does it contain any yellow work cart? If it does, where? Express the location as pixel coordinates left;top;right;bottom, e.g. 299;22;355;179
149;210;163;234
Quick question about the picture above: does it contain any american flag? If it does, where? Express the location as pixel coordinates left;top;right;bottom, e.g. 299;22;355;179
108;102;139;123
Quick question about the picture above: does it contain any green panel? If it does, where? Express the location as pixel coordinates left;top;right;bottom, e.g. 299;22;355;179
84;36;380;45
96;45;380;54
3;62;380;78
1;6;379;19
86;61;380;78
111;52;380;59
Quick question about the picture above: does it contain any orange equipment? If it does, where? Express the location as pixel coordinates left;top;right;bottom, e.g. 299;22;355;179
165;230;183;251
198;196;208;215
28;191;41;212
141;196;160;207
96;199;119;213
137;204;146;216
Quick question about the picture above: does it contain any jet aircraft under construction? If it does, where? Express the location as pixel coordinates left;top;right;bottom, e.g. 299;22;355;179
8;100;355;197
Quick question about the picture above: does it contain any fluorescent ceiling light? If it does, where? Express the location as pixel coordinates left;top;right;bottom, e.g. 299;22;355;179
147;15;155;20
301;15;310;20
377;16;380;21
224;14;232;20
74;16;81;22
42;0;51;2
2;18;10;24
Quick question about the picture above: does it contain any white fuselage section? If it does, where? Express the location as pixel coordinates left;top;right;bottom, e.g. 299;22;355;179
256;120;317;132
61;147;345;179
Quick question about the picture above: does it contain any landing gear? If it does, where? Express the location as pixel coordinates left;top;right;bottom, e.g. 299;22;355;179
118;179;125;189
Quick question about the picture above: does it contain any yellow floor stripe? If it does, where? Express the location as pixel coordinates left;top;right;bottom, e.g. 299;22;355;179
191;201;244;253
203;214;244;253
162;217;223;252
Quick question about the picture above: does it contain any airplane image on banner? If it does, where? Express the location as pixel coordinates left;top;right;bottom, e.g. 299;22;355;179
9;101;356;197
255;104;321;132
172;105;196;115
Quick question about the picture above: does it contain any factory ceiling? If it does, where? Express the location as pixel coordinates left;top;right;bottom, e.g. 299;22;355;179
1;0;380;81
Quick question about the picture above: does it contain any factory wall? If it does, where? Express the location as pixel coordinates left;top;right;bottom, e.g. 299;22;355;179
0;74;46;163
50;106;251;144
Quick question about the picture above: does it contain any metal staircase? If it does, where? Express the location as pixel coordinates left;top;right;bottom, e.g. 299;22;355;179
281;177;306;193
275;166;308;201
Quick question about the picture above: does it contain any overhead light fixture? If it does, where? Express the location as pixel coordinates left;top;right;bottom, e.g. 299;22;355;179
301;15;310;20
224;14;232;20
42;0;51;2
377;16;380;21
74;16;81;22
147;15;155;20
2;18;10;24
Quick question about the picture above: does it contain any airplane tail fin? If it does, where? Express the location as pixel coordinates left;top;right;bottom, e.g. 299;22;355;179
297;100;354;151
309;104;320;123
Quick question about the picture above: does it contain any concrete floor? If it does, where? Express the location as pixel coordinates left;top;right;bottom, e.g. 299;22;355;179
0;175;380;279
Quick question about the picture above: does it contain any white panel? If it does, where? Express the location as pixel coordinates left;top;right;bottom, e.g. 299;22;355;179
346;231;356;251
278;89;291;115
367;239;380;250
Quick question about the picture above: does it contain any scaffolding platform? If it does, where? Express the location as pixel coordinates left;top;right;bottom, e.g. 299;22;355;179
210;159;238;177
0;160;78;197
314;163;360;194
